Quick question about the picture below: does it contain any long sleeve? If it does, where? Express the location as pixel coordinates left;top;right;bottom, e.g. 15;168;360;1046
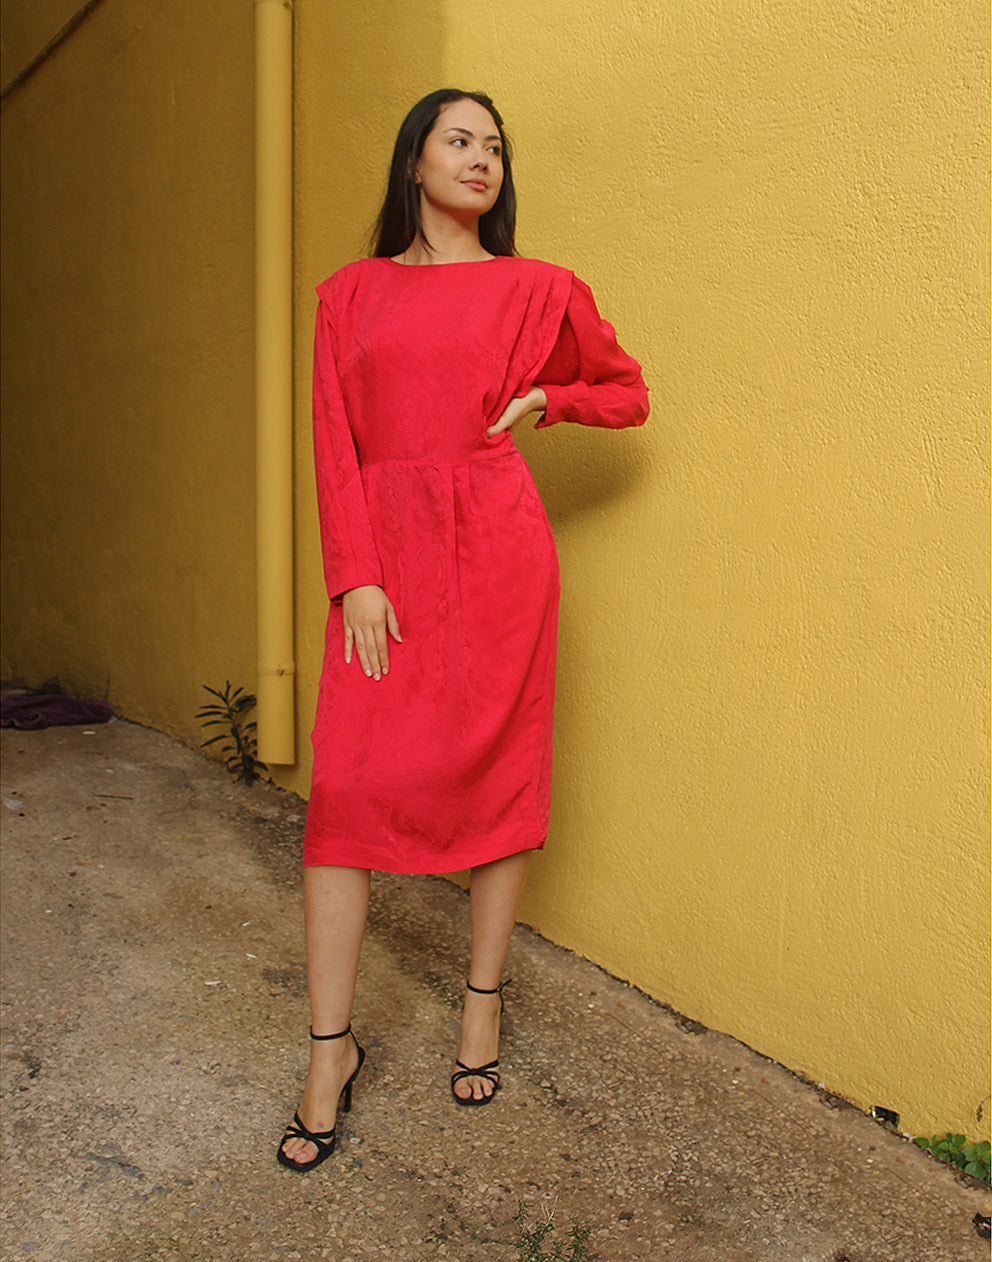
312;299;383;603
534;276;649;430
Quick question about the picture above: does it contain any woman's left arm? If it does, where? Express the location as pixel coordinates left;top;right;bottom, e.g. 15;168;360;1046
487;276;649;436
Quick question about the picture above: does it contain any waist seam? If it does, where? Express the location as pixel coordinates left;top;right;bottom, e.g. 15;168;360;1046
360;445;520;471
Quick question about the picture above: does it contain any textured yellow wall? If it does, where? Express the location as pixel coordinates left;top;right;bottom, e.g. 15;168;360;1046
2;0;988;1140
1;0;256;729
292;0;990;1137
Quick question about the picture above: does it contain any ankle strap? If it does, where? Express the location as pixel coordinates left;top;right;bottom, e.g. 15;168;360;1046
466;980;510;996
309;1023;352;1041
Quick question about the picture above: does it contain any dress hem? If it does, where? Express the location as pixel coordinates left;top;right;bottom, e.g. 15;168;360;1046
302;830;546;875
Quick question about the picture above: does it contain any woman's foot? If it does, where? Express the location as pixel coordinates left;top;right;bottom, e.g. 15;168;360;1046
452;983;504;1103
279;1031;362;1166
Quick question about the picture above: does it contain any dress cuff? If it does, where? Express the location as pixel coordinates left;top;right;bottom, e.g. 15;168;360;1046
533;382;586;428
328;566;384;605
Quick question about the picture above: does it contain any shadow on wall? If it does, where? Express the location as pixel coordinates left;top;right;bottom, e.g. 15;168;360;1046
522;428;652;527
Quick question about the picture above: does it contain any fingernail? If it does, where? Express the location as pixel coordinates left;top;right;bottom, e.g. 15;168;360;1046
382;667;389;675
374;672;381;681
365;668;372;677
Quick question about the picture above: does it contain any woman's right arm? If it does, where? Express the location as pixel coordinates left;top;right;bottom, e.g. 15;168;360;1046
312;299;401;679
312;299;384;600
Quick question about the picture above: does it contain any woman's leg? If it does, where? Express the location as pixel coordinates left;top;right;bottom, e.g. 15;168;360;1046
453;849;531;1101
280;864;370;1164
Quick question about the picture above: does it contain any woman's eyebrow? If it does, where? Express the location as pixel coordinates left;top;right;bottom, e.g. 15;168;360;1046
444;126;501;143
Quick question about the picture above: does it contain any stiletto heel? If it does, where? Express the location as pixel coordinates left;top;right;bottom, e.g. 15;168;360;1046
277;1024;366;1172
451;980;509;1107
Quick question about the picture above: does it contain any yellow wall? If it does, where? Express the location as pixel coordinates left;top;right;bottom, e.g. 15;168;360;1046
1;0;257;731
2;0;988;1139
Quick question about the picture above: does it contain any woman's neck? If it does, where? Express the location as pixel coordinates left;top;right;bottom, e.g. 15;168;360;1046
397;215;493;266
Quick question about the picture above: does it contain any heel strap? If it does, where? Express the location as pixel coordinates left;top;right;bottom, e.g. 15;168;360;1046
309;1023;352;1041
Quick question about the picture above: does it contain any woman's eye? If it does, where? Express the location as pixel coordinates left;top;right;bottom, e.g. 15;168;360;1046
451;137;467;146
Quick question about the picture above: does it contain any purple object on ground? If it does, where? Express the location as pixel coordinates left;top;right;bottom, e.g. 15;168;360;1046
0;694;114;730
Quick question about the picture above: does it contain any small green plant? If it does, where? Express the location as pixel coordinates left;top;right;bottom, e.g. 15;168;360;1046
914;1133;991;1183
197;682;265;784
514;1200;592;1261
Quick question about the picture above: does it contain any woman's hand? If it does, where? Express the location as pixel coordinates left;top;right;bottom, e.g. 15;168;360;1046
342;585;402;680
486;387;548;437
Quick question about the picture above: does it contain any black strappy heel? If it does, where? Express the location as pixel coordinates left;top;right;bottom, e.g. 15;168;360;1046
451;980;509;1107
277;1024;366;1171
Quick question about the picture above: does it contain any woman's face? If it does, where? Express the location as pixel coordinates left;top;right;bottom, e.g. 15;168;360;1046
415;98;504;220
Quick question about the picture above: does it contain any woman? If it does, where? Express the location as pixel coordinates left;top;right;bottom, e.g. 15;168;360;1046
278;89;648;1171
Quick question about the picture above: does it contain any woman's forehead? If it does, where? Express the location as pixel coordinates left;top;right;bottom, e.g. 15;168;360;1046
434;98;499;138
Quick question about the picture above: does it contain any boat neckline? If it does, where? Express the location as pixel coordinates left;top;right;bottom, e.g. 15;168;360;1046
383;255;506;267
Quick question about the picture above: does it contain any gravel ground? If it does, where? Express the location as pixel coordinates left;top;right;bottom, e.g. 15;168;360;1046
1;719;988;1261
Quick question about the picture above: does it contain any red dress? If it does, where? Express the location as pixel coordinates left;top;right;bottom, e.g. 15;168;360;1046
304;256;648;873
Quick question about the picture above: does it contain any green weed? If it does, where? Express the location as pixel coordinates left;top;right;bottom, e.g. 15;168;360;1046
196;682;265;784
913;1133;991;1183
513;1200;592;1261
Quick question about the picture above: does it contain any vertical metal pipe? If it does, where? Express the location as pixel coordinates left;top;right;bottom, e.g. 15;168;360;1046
254;0;295;764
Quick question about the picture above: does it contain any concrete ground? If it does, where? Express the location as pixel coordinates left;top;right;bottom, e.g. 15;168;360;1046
1;719;989;1262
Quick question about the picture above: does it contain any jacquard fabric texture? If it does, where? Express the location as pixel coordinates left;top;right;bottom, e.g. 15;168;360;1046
305;256;648;874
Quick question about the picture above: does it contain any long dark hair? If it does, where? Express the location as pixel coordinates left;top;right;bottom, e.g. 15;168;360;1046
370;89;517;258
